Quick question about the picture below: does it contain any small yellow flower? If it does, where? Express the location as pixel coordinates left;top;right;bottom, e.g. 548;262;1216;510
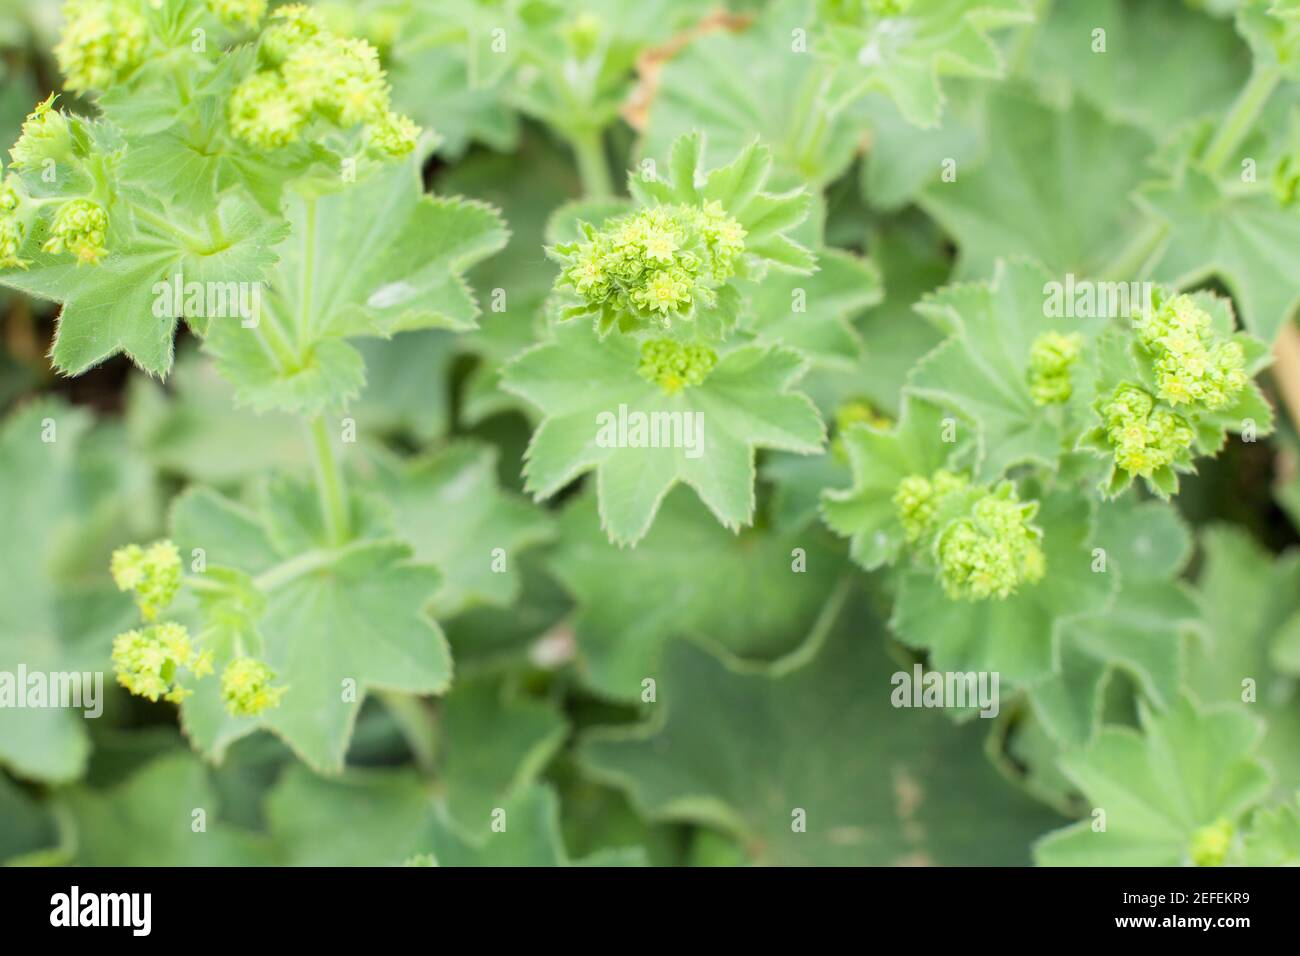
110;539;181;620
221;657;287;717
229;71;306;150
1027;331;1084;405
112;623;208;704
54;0;149;93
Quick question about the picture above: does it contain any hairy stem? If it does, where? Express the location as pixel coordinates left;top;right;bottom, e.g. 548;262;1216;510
377;690;440;775
1202;66;1281;175
308;416;350;547
570;127;614;198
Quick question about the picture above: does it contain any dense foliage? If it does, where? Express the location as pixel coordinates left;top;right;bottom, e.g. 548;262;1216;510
1;0;1299;867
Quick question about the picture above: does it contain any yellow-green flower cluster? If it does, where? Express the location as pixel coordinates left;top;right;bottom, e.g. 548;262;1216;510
1135;294;1247;411
892;469;971;544
0;178;28;270
637;338;718;394
557;202;747;325
42;198;110;265
108;540;286;717
1102;384;1194;479
208;0;266;28
935;483;1046;601
1188;818;1234;867
9;95;73;170
54;0;148;94
1027;331;1083;406
111;540;182;621
229;4;418;156
111;622;213;704
220;656;287;717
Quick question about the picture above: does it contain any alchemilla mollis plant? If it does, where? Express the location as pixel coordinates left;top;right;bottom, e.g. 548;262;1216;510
0;0;1296;871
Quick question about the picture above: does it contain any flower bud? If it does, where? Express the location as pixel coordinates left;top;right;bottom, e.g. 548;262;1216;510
221;657;287;716
637;338;718;393
1189;818;1234;867
893;469;970;543
54;0;148;93
1027;330;1083;405
42;198;110;265
0;178;29;270
935;482;1045;601
229;71;306;150
9;95;73;170
365;110;420;158
1102;384;1194;478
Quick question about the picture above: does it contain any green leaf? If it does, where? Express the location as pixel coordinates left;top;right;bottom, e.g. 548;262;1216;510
1034;695;1272;866
1138;167;1300;342
918;87;1153;279
2;191;288;378
125;347;306;484
549;487;850;700
909;258;1112;481
1028;498;1201;747
582;602;1063;865
65;752;271;866
745;247;881;370
435;677;568;835
637;0;867;186
205;162;507;415
1022;0;1250;136
170;481;452;773
859;81;988;210
815;0;1034;129
821;395;968;570
1244;795;1300;865
1187;526;1300;795
891;491;1115;687
502;320;825;546
0;400;134;783
366;442;556;619
267;766;637;866
0;772;62;865
854;217;950;414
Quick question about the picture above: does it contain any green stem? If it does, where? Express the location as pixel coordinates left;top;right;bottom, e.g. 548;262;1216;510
308;416;350;547
377;691;439;776
297;197;318;349
570;127;613;198
1202;66;1281;175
